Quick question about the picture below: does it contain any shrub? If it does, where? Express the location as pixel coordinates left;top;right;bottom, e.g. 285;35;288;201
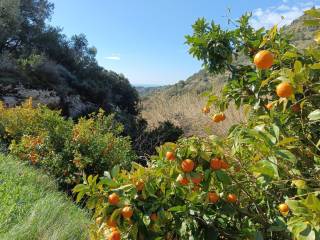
0;99;136;189
74;9;320;240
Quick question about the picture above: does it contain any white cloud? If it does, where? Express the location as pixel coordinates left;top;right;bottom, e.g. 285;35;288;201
105;54;121;61
250;1;319;29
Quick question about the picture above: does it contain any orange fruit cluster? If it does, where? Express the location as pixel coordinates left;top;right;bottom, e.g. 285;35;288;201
210;158;230;170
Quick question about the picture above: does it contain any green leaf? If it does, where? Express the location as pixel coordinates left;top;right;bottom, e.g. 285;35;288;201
309;63;320;69
110;208;122;221
215;170;232;185
275;150;297;164
86;196;98;209
294;61;303;73
277;137;298;147
72;184;87;193
252;158;279;179
292;180;307;190
272;124;280;141
143;215;151;226
99;177;118;188
76;191;85;203
111;165;120;178
308;109;320;121
282;51;298;60
302;194;320;212
168;205;187;212
286;200;308;216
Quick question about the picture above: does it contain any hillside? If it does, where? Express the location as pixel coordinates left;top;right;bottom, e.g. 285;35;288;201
0;154;90;240
141;12;319;136
0;0;139;132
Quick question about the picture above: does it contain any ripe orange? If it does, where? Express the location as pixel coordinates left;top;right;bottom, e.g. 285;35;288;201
278;203;289;213
254;50;274;69
212;113;226;123
220;160;230;170
135;180;144;191
108;193;120;205
208;192;219;203
109;230;121;240
107;218;117;228
121;206;133;219
150;213;158;221
210;158;222;170
227;194;238;203
202;106;210;114
179;176;189;186
276;82;293;98
181;159;195;173
265;103;273;110
291;103;300;113
166;151;175;161
191;174;203;185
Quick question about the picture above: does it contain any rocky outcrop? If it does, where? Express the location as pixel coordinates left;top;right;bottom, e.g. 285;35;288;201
0;84;61;108
64;94;97;118
0;84;97;118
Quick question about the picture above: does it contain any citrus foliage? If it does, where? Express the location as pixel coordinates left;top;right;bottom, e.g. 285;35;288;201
0;99;136;188
74;10;320;240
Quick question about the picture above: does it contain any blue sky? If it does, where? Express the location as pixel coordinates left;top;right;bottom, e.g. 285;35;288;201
50;0;318;86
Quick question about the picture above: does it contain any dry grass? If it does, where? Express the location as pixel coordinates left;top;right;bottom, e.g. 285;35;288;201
141;92;246;137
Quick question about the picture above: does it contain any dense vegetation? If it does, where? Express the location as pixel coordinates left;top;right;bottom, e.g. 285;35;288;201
2;1;320;240
75;9;320;240
0;0;183;158
0;99;136;190
0;154;89;240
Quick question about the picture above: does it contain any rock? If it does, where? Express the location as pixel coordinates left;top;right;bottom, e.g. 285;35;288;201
0;84;97;118
64;95;97;118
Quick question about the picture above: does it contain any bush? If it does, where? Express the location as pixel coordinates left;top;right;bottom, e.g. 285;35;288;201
74;9;320;240
0;99;136;189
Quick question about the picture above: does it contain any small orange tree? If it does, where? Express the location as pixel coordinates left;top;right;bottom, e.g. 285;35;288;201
74;9;320;240
0;100;136;189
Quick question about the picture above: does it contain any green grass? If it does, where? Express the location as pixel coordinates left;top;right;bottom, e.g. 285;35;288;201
0;154;90;240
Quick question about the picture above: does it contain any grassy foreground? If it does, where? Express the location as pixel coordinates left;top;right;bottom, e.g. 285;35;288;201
0;154;90;240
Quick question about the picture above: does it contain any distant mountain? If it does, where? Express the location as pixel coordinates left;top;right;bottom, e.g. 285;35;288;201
142;12;319;100
135;85;165;98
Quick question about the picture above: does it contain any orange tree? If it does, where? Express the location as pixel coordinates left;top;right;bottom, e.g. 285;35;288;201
74;9;320;240
0;100;136;189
